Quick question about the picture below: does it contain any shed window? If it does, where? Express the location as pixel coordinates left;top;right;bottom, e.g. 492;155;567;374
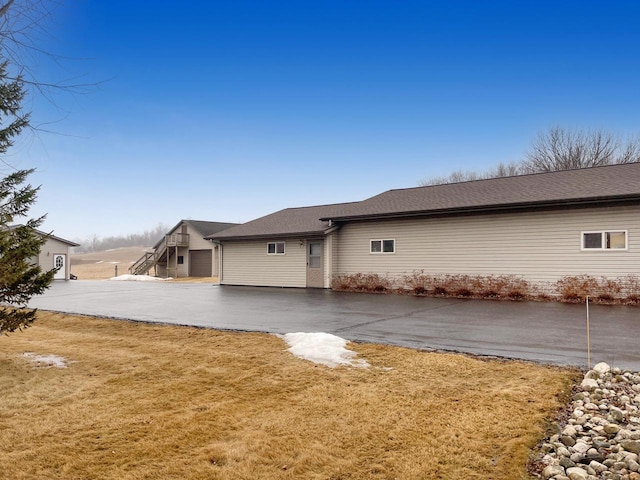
370;239;395;254
581;231;627;250
267;241;285;255
177;255;184;264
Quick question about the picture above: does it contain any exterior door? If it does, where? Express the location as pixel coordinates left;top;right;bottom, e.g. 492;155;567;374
306;240;324;288
53;254;66;280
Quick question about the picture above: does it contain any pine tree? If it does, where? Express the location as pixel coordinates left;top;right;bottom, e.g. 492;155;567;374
0;58;54;334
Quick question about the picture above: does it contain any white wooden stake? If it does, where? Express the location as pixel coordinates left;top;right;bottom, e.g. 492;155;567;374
586;295;591;369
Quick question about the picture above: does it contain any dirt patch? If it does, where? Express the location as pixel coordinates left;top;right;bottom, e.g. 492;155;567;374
0;312;579;479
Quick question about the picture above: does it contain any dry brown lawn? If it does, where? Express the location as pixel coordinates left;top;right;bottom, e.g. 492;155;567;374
0;312;580;480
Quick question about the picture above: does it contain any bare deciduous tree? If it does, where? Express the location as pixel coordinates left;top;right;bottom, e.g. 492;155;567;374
420;161;522;186
420;128;640;186
521;127;640;173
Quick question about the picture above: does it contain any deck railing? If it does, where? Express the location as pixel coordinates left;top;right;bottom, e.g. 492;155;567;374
165;233;189;247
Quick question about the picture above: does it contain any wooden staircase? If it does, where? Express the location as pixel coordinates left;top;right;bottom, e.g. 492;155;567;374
129;233;189;276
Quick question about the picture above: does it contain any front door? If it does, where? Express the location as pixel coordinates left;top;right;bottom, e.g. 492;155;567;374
53;254;66;280
306;240;324;288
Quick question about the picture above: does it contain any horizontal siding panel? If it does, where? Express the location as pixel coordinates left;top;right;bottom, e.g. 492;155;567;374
336;205;640;284
222;239;307;287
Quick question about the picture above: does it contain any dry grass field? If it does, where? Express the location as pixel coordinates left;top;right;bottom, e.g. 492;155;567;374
71;247;218;282
71;247;149;280
0;312;580;480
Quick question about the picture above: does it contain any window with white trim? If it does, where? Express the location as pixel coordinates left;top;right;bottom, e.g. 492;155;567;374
370;239;395;254
581;231;627;250
267;241;285;255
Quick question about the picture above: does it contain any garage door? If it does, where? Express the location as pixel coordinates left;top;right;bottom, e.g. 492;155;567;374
189;250;212;277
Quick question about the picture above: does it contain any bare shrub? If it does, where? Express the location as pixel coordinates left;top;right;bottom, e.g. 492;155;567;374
401;272;532;301
594;278;622;304
505;277;531;300
445;275;474;296
332;273;392;293
403;270;430;295
555;275;599;302
425;274;449;296
337;271;639;306
432;286;447;296
621;275;640;304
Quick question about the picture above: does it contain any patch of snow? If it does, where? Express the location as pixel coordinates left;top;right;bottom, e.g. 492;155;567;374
108;274;171;282
95;260;104;264
23;352;69;368
283;332;369;368
108;261;120;264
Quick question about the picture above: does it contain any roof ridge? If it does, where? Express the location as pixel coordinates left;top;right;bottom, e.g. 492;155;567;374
280;200;362;211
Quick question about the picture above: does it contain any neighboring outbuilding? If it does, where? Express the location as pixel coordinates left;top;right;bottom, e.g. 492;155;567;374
37;230;79;281
130;220;238;278
208;163;640;290
8;226;80;281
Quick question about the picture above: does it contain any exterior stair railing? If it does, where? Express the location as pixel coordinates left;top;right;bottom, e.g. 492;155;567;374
129;233;189;275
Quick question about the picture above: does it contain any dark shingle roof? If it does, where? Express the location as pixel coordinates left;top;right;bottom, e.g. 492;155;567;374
154;220;239;248
207;202;361;240
325;162;640;221
210;163;640;240
184;220;239;237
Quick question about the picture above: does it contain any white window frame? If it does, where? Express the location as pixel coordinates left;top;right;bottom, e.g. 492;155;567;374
267;241;286;255
580;230;628;251
370;238;396;254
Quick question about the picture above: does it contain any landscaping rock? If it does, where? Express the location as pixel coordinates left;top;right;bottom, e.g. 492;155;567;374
621;440;640;454
582;379;600;391
533;366;640;480
566;466;589;479
544;465;566;478
594;363;612;375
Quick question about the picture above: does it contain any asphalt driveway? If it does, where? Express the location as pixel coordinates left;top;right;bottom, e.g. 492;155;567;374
28;280;640;370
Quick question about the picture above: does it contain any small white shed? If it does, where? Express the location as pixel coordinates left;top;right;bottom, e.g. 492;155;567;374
35;229;80;280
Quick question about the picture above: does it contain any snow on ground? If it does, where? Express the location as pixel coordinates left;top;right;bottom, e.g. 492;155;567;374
23;352;69;368
283;332;369;368
108;274;171;282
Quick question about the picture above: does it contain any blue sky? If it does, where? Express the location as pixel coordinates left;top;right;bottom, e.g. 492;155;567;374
12;0;640;240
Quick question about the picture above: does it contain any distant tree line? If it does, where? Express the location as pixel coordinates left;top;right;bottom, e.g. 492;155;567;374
421;127;640;185
73;223;169;253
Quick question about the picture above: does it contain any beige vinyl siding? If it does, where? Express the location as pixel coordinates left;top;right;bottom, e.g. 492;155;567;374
37;237;72;280
186;226;216;250
222;239;307;287
324;232;338;288
213;244;220;276
335;205;640;284
177;246;189;277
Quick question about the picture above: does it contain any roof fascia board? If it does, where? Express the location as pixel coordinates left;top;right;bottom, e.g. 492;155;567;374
31;228;80;247
207;230;328;241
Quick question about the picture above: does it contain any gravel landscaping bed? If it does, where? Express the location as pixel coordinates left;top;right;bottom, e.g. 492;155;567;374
533;362;640;480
